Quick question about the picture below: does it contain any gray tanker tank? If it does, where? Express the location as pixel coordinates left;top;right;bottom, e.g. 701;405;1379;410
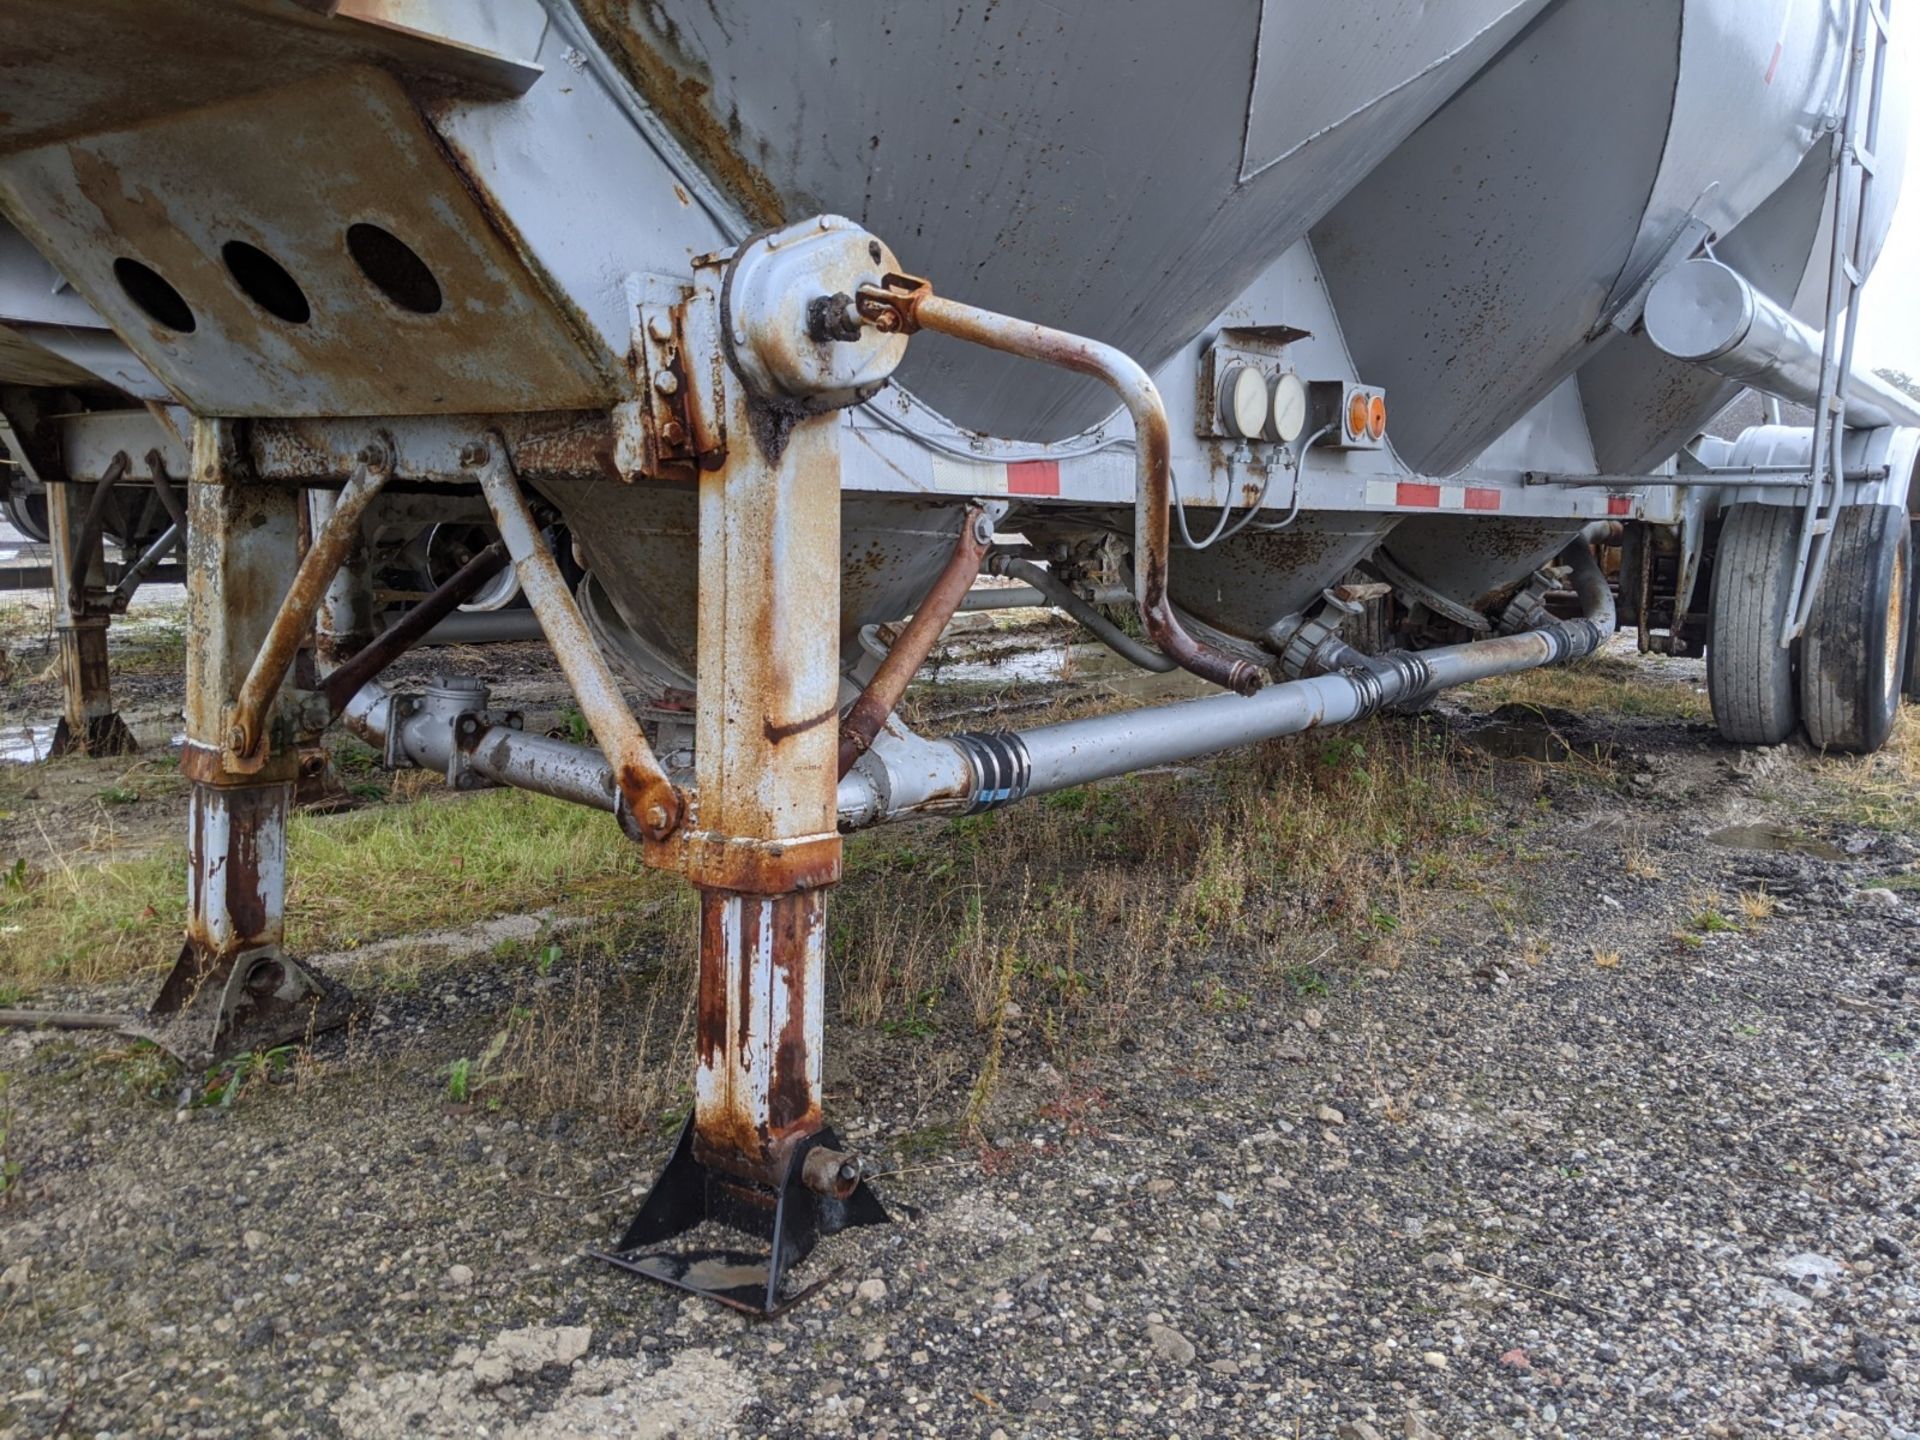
0;0;1906;678
0;0;1916;1310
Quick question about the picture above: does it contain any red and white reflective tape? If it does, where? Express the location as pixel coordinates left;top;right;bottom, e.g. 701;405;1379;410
929;456;1061;497
1364;480;1502;511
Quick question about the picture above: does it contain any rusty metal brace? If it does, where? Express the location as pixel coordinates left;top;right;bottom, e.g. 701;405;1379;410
468;436;684;842
146;449;189;533
65;450;128;611
221;442;393;772
854;274;1264;696
109;522;184;613
319;539;510;718
837;504;995;776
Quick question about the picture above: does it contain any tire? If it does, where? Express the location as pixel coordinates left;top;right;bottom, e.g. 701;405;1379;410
1802;503;1910;754
1707;502;1801;745
1903;518;1920;701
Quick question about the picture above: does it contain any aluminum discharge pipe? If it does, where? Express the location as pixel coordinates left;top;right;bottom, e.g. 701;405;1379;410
347;539;1611;834
343;679;622;816
1642;259;1920;432
842;538;1613;824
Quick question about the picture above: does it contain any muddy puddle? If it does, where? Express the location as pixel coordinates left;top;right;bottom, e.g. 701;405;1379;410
0;723;57;763
0;712;183;764
1462;706;1614;764
924;633;1214;707
1707;822;1847;863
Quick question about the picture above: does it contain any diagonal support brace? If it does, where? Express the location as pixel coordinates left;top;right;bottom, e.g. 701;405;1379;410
470;437;684;842
222;448;391;770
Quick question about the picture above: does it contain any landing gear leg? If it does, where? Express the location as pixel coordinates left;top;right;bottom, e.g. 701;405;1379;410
138;421;356;1068
594;223;913;1314
45;468;136;757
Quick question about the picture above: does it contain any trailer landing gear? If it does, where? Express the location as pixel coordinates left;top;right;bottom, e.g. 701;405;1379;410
591;1117;889;1317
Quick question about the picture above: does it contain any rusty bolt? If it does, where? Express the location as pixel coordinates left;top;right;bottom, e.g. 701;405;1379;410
647;314;674;343
652;369;680;396
870;309;901;334
458;441;489;468
226;723;249;753
643;802;671;833
660;419;687;447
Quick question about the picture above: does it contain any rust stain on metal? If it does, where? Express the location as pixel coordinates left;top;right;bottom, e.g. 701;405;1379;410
3;68;612;418
734;894;760;1063
694;891;728;1070
224;806;269;944
572;0;788;229
767;891;821;1136
763;704;834;745
673;831;842;896
690;888;826;1183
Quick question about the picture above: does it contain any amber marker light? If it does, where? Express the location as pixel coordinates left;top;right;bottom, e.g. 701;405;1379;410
1368;393;1388;440
1347;390;1370;439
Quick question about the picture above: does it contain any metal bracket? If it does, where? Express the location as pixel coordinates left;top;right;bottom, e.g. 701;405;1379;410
379;678;524;791
1607;214;1715;335
138;941;360;1071
1196;327;1312;443
617;273;729;481
591;1114;890;1319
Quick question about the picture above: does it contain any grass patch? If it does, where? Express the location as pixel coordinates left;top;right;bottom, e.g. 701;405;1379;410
2;712;1509;1131
0;788;671;992
1807;705;1920;830
1467;654;1709;721
831;717;1497;1058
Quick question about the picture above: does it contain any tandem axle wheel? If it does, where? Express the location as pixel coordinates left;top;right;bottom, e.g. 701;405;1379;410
1708;501;1913;756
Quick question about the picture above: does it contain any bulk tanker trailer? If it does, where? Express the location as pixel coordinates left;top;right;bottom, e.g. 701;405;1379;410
0;0;1911;1311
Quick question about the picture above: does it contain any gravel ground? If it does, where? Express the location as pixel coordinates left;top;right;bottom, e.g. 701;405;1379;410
1;646;1917;1438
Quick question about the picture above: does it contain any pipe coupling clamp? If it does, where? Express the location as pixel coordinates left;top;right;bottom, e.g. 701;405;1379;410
952;731;1033;813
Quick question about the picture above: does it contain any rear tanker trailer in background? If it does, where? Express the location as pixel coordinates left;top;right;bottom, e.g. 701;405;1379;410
0;0;1912;1312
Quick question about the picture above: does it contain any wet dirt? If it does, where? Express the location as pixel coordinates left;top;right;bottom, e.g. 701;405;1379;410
0;606;1916;1438
1708;822;1852;864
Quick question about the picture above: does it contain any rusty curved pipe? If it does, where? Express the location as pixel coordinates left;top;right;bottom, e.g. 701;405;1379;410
858;281;1263;696
838;505;992;776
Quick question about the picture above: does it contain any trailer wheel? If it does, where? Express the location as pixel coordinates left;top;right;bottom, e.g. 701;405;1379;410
1802;504;1910;754
1707;503;1801;745
1903;518;1920;701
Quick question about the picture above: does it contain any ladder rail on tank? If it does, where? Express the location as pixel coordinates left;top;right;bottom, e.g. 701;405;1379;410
1782;0;1897;647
